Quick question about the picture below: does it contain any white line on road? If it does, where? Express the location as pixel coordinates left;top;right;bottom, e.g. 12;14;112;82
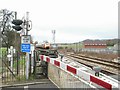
24;85;28;89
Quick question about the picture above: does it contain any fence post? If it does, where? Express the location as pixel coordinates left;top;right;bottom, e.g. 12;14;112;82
29;53;31;77
33;50;36;77
16;51;19;75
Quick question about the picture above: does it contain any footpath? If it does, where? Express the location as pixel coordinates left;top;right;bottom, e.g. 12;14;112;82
0;79;58;89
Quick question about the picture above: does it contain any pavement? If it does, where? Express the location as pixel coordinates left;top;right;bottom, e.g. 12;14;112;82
0;79;59;90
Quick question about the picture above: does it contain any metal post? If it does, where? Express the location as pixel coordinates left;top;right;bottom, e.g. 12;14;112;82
10;46;13;72
26;53;29;79
14;12;17;51
77;43;78;53
16;51;19;75
74;43;75;53
79;42;80;52
0;30;2;84
52;30;56;47
78;42;79;53
8;49;10;65
33;50;36;77
75;43;76;53
26;12;29;35
29;53;31;77
14;12;17;19
26;12;30;80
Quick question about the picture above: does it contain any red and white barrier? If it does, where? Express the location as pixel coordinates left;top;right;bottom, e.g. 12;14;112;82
40;55;119;90
77;68;90;82
90;75;112;90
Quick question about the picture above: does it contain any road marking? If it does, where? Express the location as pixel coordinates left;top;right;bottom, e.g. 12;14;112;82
24;85;28;89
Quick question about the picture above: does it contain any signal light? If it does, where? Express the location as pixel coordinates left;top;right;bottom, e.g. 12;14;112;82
12;26;23;31
12;19;23;31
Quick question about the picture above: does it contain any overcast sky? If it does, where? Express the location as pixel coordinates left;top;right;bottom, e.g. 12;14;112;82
0;0;119;43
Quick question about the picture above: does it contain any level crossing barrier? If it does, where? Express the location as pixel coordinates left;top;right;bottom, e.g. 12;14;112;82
40;55;119;90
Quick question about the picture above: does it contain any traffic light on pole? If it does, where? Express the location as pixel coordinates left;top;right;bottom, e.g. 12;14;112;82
12;19;23;31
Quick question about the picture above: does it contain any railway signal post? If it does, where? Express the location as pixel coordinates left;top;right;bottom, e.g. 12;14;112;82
25;12;31;80
12;11;32;80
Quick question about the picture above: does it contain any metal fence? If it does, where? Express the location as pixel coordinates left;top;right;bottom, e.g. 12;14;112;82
1;50;42;85
1;48;49;85
1;50;27;84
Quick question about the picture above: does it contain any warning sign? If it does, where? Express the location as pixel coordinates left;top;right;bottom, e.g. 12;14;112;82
21;35;30;44
21;35;31;52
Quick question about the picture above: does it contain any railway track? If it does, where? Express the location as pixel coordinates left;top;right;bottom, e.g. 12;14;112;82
66;53;120;75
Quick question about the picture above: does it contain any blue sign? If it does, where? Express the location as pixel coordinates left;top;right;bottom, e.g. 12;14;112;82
21;44;31;52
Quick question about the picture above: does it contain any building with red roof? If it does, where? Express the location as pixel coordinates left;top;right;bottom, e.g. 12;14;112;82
83;40;107;48
82;40;107;53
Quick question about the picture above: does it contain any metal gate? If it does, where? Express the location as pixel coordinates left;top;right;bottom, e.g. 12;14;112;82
1;49;48;85
1;50;27;84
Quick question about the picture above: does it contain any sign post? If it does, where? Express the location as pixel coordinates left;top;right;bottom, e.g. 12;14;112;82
21;35;31;79
21;35;31;52
20;12;32;80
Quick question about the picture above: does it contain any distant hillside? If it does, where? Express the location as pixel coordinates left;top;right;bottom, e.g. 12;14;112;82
82;39;119;46
103;39;118;46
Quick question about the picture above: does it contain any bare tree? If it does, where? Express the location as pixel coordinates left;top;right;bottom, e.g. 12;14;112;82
0;9;18;51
